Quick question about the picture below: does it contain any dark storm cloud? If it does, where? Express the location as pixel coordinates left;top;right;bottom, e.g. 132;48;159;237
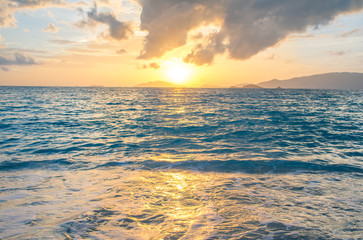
0;52;38;65
137;0;363;64
78;3;134;41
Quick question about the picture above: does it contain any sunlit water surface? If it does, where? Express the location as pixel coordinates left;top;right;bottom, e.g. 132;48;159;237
0;87;362;239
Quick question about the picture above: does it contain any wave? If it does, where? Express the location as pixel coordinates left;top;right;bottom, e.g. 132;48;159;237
1;158;362;175
136;159;363;174
91;159;363;175
0;159;83;171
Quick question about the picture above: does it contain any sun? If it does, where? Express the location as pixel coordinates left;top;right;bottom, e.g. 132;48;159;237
164;61;192;84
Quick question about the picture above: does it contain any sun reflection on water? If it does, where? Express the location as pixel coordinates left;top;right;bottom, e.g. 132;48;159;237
4;160;358;239
101;155;263;239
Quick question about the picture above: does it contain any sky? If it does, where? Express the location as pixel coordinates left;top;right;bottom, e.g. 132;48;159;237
0;0;362;87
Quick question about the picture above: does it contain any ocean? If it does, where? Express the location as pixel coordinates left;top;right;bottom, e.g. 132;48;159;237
0;87;362;239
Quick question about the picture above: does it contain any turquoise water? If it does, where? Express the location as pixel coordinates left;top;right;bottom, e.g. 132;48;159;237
0;87;362;239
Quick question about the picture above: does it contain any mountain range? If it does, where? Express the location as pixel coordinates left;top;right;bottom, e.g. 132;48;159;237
134;72;363;89
258;72;363;89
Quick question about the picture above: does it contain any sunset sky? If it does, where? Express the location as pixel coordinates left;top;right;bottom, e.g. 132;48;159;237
0;0;362;87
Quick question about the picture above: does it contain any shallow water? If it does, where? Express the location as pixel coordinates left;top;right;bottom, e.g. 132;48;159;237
0;87;362;239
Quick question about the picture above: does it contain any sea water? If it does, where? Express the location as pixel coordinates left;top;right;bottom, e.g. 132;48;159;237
0;87;362;239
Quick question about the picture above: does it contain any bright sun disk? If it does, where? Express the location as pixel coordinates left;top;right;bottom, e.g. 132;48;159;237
165;61;192;84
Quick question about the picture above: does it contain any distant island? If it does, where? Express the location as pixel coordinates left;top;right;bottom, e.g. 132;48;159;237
230;84;262;89
258;72;363;89
135;81;183;88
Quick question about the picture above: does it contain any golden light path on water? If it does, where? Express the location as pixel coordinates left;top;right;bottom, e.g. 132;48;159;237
70;161;261;240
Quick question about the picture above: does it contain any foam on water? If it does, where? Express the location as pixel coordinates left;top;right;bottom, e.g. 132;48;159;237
0;87;362;239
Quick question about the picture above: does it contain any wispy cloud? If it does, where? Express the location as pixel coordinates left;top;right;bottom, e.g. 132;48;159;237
265;54;276;60
10;0;64;8
47;11;55;18
149;62;160;69
140;62;160;69
328;50;345;56
44;23;59;32
0;34;5;47
116;48;127;54
48;39;76;45
340;28;360;37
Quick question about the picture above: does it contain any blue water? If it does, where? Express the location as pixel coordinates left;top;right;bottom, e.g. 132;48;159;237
0;87;362;239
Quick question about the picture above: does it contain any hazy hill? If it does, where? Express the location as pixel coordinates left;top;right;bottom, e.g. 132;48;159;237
135;81;183;88
231;83;262;89
258;72;363;89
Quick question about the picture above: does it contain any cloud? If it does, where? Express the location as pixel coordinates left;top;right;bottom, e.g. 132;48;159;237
0;0;17;28
77;2;134;41
43;23;58;32
0;0;64;46
1;66;9;71
0;0;64;28
0;52;38;65
184;48;215;66
184;33;226;65
47;10;54;18
138;0;221;59
0;34;4;47
328;50;345;56
140;62;160;69
10;0;64;7
288;33;316;39
116;48;127;54
149;62;160;69
340;28;359;37
48;39;75;45
137;0;363;64
265;53;276;60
